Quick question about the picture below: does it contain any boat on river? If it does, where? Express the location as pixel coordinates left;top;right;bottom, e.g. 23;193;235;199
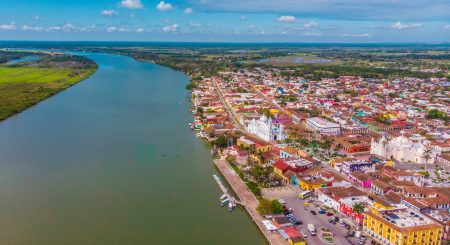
221;198;230;206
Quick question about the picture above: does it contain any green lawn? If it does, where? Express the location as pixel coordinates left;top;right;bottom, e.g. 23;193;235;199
0;66;96;120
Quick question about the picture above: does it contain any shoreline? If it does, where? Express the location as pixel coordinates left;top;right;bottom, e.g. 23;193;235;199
213;158;285;245
0;52;98;121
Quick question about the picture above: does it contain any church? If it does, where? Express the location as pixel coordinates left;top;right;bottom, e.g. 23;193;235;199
247;115;287;142
370;135;439;164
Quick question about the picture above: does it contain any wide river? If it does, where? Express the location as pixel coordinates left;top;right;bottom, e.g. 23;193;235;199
0;53;265;244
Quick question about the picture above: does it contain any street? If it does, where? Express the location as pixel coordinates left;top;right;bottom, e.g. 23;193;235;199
263;187;366;245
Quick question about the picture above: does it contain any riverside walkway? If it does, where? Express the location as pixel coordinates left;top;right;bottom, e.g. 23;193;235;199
214;158;285;245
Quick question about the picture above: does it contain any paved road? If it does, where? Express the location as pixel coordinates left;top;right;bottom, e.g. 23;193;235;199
250;85;302;124
263;187;365;245
214;158;286;245
212;79;245;131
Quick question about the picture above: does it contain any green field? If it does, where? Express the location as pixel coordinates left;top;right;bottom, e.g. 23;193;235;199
0;66;96;120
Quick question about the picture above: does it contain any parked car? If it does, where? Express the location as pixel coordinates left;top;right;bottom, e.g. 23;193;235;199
319;210;326;214
326;212;334;216
310;210;317;215
328;219;336;224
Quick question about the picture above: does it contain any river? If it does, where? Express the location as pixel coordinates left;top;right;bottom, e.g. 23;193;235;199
0;52;265;244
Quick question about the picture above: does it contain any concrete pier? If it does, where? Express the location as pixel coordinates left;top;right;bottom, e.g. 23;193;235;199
214;158;285;245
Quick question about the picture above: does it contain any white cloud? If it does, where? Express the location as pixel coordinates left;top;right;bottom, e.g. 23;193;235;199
390;21;423;29
277;15;296;23
162;23;178;32
184;7;193;14
442;24;450;30
239;15;246;20
248;24;256;29
46;24;95;32
0;23;16;30
22;25;43;31
79;25;96;32
189;22;201;27
32;16;41;20
301;32;322;36
157;1;173;11
304;21;318;28
101;10;118;16
106;26;130;32
339;33;371;37
47;26;61;31
120;0;143;9
186;0;450;21
106;26;117;32
136;27;144;32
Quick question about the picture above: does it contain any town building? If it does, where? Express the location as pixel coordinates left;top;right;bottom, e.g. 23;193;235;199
364;207;443;245
305;117;341;136
247;115;287;142
370;135;439;164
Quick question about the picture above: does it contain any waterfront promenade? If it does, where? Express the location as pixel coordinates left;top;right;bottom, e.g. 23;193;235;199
214;158;285;245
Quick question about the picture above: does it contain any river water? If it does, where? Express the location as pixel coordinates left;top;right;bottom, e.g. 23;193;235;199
0;53;265;244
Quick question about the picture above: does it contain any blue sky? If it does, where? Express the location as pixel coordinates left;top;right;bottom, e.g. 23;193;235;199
0;0;449;42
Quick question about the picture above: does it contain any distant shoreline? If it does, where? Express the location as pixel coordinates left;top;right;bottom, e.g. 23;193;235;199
0;51;98;121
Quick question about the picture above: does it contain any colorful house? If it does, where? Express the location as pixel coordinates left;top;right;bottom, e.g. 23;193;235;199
363;208;443;245
339;196;368;225
349;172;372;188
298;176;327;191
289;237;306;245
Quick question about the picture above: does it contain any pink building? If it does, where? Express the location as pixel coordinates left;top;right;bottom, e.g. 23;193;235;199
349;172;372;188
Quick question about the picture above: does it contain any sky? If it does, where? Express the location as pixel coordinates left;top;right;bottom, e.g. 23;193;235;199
0;0;449;43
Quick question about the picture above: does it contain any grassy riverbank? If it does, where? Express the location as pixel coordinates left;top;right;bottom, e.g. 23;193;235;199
0;52;97;120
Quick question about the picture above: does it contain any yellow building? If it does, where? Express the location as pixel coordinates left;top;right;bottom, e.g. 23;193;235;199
289;237;306;245
363;208;442;245
236;137;272;153
298;177;326;191
255;144;273;153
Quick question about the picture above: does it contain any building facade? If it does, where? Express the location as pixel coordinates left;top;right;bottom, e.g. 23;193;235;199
305;117;341;136
247;115;287;142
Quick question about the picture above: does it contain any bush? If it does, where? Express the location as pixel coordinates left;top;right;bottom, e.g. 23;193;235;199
271;200;284;214
257;198;272;215
256;198;284;215
246;181;261;197
185;81;197;90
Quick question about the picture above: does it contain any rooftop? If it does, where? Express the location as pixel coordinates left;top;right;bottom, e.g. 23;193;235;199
374;208;437;230
307;117;340;128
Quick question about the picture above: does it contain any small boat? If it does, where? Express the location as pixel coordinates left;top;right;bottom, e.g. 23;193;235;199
220;194;227;201
228;202;234;211
220;199;230;206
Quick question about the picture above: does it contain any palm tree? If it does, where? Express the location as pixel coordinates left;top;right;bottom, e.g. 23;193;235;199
352;202;365;226
422;145;433;172
353;203;365;214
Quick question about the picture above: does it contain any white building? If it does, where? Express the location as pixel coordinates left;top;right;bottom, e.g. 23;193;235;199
247;115;287;142
305;117;341;136
370;135;440;164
